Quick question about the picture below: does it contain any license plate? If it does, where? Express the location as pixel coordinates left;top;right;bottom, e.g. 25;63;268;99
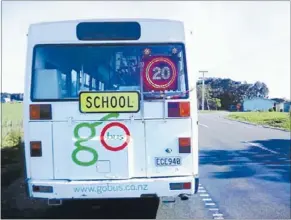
155;157;181;166
79;91;140;113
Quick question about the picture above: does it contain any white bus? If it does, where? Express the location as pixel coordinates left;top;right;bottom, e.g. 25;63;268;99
23;19;199;205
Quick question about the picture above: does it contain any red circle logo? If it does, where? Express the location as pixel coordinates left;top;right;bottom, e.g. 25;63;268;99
143;57;177;90
100;122;130;152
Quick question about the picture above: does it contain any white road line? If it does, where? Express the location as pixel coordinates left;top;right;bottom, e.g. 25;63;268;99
213;213;224;217
244;141;280;154
198;183;226;219
198;123;209;128
199;194;209;197
205;203;216;206
213;216;224;219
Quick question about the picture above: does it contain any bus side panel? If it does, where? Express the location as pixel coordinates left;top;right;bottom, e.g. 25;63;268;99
185;28;199;176
191;98;199;176
24;38;34;180
23;118;31;180
28;122;54;179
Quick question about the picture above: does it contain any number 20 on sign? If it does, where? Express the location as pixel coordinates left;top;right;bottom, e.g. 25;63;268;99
143;56;178;91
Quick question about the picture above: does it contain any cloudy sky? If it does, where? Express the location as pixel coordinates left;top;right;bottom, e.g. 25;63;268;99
1;1;290;98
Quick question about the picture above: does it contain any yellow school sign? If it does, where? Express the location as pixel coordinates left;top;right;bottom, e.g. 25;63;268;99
79;91;140;113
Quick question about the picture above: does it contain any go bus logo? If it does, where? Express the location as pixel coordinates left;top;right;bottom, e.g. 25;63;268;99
71;113;130;166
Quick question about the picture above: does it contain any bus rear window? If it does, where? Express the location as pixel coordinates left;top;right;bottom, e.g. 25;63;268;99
31;44;189;101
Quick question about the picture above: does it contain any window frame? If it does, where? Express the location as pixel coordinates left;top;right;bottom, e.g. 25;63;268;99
30;43;189;102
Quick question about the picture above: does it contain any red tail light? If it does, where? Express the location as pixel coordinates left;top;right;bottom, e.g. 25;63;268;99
168;102;190;117
183;182;191;189
169;182;192;190
30;104;52;120
179;137;191;153
30;141;42;157
179;102;190;117
32;185;53;193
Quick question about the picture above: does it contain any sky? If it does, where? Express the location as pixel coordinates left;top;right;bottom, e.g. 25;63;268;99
1;1;290;99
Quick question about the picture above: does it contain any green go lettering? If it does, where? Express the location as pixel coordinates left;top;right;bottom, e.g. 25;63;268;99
72;113;119;166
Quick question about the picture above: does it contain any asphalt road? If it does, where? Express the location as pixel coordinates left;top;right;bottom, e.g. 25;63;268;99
198;112;291;219
2;112;290;219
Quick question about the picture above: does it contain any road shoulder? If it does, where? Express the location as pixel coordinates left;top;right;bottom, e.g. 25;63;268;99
1;177;48;218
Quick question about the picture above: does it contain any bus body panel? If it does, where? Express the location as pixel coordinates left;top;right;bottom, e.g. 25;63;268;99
52;120;146;179
23;39;35;180
42;102;193;121
27;176;195;199
184;25;199;176
145;119;194;177
28;122;54;179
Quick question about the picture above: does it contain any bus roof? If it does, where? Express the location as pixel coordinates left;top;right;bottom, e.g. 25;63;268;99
29;18;184;27
27;19;186;44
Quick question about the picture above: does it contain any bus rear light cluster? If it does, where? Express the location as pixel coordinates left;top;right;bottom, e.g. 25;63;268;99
32;185;53;193
168;102;190;117
30;141;42;157
179;137;191;153
30;104;52;120
169;182;191;190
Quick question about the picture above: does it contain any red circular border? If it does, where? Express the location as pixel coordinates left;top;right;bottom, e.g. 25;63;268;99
144;57;177;89
100;122;130;152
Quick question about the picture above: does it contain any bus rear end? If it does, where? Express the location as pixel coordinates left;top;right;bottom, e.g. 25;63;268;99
23;19;199;204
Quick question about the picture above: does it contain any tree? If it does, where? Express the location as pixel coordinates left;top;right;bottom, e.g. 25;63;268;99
196;84;212;110
206;98;222;110
215;98;222;110
243;81;269;99
196;78;270;110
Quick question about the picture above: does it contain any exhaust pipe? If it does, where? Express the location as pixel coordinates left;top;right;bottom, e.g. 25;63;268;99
179;194;190;201
48;199;62;206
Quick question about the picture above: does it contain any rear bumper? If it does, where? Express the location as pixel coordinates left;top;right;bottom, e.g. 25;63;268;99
27;176;199;199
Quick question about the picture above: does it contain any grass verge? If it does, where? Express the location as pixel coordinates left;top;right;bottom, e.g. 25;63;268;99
227;112;291;131
1;102;23;146
1;103;24;187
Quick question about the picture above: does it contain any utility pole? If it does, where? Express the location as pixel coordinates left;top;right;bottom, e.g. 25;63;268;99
199;71;208;110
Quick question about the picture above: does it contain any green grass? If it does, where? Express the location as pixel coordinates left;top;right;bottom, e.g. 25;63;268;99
1;103;23;148
2;102;23;122
228;112;291;131
1;103;24;187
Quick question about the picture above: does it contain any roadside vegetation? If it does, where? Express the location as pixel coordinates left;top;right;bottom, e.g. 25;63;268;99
227;112;291;131
1;102;24;187
1;102;23;148
196;78;269;110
